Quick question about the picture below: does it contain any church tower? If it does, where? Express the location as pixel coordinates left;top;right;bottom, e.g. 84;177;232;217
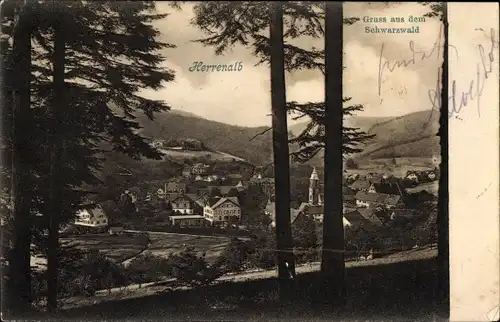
309;167;320;205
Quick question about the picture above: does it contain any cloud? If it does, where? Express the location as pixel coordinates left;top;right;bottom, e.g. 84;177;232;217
141;61;327;127
140;61;273;127
142;3;444;126
343;40;429;118
287;79;324;103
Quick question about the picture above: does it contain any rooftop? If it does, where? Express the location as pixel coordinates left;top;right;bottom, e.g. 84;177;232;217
169;215;206;220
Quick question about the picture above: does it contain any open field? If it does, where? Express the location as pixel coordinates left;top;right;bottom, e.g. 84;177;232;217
56;232;230;266
147;234;230;263
159;148;246;162
406;181;439;196
61;234;149;263
346;158;436;178
366;157;437;167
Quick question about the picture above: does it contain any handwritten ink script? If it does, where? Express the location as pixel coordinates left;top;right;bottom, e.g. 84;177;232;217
378;25;499;122
446;27;499;119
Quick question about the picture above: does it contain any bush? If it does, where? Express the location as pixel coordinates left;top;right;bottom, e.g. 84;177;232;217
124;252;174;284
247;231;277;269
56;247;128;298
345;227;381;260
292;215;319;263
345;158;358;169
214;237;255;273
168;247;222;287
399;178;418;188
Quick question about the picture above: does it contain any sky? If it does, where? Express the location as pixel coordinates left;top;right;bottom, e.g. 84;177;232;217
139;2;443;127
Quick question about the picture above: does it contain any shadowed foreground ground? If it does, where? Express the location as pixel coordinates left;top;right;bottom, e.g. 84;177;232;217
29;257;448;321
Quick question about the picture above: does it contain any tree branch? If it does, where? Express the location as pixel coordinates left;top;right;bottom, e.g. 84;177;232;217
249;127;272;142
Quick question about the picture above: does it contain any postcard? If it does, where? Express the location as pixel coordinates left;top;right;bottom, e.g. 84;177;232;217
1;1;498;321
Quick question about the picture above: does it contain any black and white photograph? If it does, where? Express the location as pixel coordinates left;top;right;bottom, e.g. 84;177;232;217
1;1;476;320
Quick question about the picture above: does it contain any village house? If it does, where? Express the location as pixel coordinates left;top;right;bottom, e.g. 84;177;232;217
355;191;404;209
347;173;359;182
165;181;187;194
123;188;140;203
251;172;263;181
108;226;124;235
182;166;192;178
357;208;386;226
387;209;418;221
223;176;245;187
227;173;243;181
120;190;138;213
420;170;437;182
349;179;371;192
343;210;373;230
192;163;210;175
343;208;388;230
151;139;166;149
368;182;403;195
74;204;108;228
206;185;240;197
365;172;383;183
343;186;357;206
156;187;166;199
297;202;324;222
169;214;207;228
235;180;249;192
171;194;196;214
194;193;209;208
265;203;302;228
198;174;219;182
203;196;241;226
251;177;275;199
405;171;419;182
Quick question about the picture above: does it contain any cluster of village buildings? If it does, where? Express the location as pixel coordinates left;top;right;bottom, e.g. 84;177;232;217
265;167;438;231
73;161;438;233
73;162;268;230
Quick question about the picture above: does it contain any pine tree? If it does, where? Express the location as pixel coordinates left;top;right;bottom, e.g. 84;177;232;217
288;97;375;163
191;2;372;306
422;1;449;308
2;0;176;312
191;2;301;301
269;1;296;303
1;0;39;314
321;2;345;305
191;2;373;164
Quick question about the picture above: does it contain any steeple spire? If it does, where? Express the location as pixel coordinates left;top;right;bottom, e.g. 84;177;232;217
309;167;320;205
310;167;319;180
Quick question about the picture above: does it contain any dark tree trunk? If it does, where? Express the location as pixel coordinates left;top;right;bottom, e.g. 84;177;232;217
46;12;66;312
321;1;345;306
437;2;449;311
269;1;296;304
8;1;34;315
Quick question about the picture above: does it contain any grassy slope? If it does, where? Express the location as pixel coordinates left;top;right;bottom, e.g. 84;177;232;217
41;248;445;321
290;110;440;162
95;108;440;181
136;111;272;165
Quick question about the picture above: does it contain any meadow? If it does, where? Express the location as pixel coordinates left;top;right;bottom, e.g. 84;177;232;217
62;232;230;265
61;234;149;263
147;233;230;263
